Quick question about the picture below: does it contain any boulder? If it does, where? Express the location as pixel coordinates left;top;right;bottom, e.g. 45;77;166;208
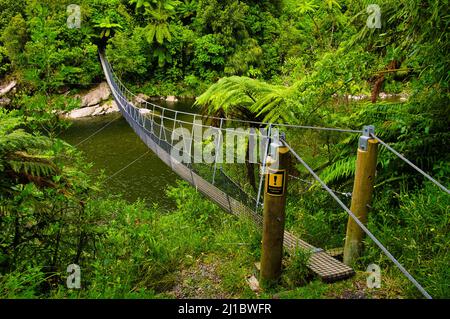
139;108;151;115
133;93;150;105
80;82;111;107
166;95;178;102
104;107;118;115
63;100;120;118
379;92;393;99
349;94;368;101
0;81;17;97
92;105;106;116
399;93;409;102
66;105;98;118
102;100;120;114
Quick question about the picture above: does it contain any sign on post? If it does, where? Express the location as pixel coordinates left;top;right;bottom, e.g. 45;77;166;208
266;169;286;196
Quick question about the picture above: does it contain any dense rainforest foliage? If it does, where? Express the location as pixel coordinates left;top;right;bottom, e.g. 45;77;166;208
0;0;448;299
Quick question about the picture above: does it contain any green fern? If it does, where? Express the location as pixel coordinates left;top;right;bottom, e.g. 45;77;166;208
8;152;57;177
0;130;52;155
319;155;356;186
195;76;294;123
0;111;60;189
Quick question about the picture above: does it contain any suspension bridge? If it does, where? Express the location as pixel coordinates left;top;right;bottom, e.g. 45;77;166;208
98;50;448;299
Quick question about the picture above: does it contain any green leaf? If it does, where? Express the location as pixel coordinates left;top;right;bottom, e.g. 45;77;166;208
146;24;156;43
155;25;165;44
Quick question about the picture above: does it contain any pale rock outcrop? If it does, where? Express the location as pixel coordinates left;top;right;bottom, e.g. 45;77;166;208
66;105;98;118
103;100;119;114
133;93;150;105
399;93;408;102
0;81;16;97
342;93;410;102
91;105;106;116
63;100;120;119
379;92;393;99
79;82;111;107
165;95;178;102
139;108;151;115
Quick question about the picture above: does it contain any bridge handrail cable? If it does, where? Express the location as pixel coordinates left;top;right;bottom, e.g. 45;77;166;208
282;138;433;299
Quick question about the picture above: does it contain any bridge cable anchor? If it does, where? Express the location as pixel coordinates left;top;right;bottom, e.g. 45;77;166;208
359;125;375;151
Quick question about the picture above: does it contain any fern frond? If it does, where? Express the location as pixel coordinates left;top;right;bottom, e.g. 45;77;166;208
195;76;293;123
7;151;58;177
0;130;53;154
319;155;357;186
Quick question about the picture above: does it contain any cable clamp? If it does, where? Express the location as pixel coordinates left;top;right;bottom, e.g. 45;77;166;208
359;125;375;151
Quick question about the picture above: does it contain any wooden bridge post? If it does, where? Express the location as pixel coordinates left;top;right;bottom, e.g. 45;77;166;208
344;126;378;265
260;138;290;287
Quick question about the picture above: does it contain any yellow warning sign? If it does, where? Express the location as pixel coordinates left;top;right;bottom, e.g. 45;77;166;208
266;169;286;196
269;173;284;187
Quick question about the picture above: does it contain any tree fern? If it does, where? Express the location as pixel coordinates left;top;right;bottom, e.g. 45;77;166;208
0;111;60;190
8;152;57;177
195;76;293;123
0;130;52;155
319;155;356;186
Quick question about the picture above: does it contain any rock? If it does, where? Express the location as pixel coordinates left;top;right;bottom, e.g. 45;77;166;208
246;275;260;292
66;105;98;118
80;82;111;107
62;99;120;119
102;100;119;114
133;93;150;105
399;93;409;102
379;92;394;99
139;108;151;115
379;92;388;99
166;95;178;102
349;94;368;101
0;81;17;97
91;105;106;116
104;108;116;115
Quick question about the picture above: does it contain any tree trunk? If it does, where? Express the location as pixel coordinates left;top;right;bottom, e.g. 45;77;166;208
371;60;399;103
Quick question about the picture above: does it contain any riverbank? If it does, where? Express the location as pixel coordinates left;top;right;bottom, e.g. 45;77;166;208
59;81;189;119
1;78;409;119
59;80;409;120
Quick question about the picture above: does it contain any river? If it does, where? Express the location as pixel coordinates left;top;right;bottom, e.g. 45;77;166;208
61;98;198;210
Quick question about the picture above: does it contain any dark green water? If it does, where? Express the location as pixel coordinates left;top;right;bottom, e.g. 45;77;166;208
62;99;197;210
